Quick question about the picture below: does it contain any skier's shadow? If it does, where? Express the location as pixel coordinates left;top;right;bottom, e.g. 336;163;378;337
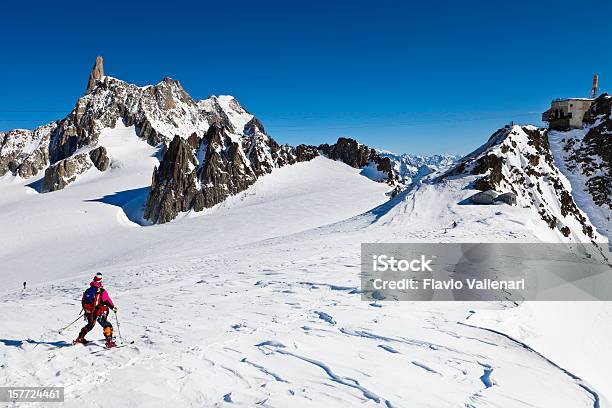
0;338;70;348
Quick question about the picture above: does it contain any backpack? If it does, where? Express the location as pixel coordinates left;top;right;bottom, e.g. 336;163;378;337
82;286;104;314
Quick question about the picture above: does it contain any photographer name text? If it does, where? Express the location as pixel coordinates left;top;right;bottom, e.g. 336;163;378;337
372;278;525;291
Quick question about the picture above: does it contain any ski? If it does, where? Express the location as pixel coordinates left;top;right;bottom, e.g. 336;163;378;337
91;342;135;354
90;341;135;354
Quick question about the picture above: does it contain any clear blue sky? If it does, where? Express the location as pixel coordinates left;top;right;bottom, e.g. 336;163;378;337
1;0;610;155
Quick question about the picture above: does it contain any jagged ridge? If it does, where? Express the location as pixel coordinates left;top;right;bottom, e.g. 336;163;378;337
438;125;599;241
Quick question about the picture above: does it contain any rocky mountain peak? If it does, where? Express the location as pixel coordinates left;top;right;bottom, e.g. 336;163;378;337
437;125;599;241
0;58;270;192
86;56;105;94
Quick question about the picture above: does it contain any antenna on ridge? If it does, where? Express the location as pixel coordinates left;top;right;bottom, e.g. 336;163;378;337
591;73;599;98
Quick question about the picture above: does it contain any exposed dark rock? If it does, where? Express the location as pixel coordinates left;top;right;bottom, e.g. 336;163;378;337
494;192;517;206
295;144;319;162
244;135;279;177
523;127;555;167
86;56;105;94
585;173;611;209
470;190;498;205
243;117;266;136
41;153;92;192
143;135;201;224
560;226;571;237
0;124;56;178
471;154;504;191
89;146;110;171
371;155;395;181
199;125;258;208
318;139;456;189
1;57;413;224
317;137;397;184
136;118;165;146
436;128;509;184
186;132;200;149
319;137;372;168
199;97;234;132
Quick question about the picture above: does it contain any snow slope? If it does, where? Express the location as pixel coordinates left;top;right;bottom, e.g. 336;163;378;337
1;212;606;406
1;123;609;407
0;125;390;286
468;302;612;405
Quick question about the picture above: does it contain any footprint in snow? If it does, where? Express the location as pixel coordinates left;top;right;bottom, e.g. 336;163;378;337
378;344;399;354
315;311;335;324
255;340;285;348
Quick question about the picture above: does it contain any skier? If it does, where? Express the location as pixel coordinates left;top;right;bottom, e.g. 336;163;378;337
74;273;118;348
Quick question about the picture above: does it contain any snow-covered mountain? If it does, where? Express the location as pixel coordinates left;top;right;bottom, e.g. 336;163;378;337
378;151;460;184
436;125;604;242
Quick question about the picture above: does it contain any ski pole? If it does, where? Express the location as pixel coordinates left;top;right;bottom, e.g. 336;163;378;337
114;310;124;345
58;310;84;334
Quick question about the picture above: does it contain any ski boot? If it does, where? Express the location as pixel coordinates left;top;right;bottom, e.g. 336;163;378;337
73;336;89;346
103;326;116;348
